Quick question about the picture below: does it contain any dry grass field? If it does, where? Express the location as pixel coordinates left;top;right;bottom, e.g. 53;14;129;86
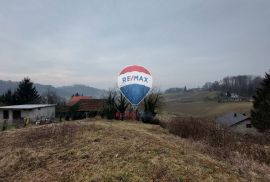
0;119;269;182
163;101;252;118
162;91;252;118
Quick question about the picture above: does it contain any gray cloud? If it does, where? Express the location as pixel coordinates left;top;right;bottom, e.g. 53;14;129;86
0;0;269;89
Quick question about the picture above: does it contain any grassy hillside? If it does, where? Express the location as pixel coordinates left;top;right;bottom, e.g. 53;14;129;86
162;91;252;118
0;119;269;181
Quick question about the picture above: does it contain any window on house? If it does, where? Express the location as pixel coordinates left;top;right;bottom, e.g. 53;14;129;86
13;110;21;120
3;110;9;119
246;124;252;128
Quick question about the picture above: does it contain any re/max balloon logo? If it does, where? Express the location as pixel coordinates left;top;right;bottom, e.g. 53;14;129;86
122;75;148;83
117;65;152;106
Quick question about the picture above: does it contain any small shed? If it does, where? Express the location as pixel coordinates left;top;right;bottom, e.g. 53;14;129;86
0;104;56;123
215;112;258;134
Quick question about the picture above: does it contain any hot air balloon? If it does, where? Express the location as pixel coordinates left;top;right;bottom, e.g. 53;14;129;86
117;65;152;106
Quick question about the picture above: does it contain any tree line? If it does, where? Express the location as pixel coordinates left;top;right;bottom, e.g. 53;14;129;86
164;86;187;94
102;89;162;124
0;78;41;105
0;78;64;106
202;75;262;97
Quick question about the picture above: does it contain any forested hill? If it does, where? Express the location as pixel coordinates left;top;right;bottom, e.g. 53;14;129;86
202;75;262;97
0;80;104;99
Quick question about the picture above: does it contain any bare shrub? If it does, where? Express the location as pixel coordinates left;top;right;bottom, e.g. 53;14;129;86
167;117;270;165
168;117;216;141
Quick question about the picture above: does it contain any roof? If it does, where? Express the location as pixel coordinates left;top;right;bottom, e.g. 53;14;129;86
67;96;92;106
76;99;106;112
215;112;250;127
0;104;56;110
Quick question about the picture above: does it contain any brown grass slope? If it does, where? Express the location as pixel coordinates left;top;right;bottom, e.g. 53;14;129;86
0;119;268;182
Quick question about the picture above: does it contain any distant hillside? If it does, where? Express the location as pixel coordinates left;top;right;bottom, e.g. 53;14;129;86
0;80;104;100
56;84;105;99
164;87;187;94
162;90;252;118
0;80;18;93
163;90;219;103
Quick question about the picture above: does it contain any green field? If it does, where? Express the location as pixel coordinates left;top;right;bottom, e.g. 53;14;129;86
162;91;252;118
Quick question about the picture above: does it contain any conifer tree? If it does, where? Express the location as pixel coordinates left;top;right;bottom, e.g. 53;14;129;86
251;72;270;132
15;78;41;104
116;94;129;120
103;90;117;119
0;89;15;105
141;92;162;124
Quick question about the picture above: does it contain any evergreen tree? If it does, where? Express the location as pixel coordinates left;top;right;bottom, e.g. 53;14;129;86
251;72;270;132
141;92;162;124
103;90;117;119
14;78;41;104
143;93;160;115
0;89;15;105
116;94;129;120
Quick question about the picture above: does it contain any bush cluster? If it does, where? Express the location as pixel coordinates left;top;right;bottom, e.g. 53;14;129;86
166;117;270;165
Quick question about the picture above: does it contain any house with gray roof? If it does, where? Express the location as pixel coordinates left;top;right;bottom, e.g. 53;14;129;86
215;112;258;134
0;104;55;125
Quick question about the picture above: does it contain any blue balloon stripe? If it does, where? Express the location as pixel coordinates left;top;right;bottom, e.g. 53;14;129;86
120;84;150;105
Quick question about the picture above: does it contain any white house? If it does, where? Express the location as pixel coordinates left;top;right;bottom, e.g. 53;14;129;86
0;104;56;123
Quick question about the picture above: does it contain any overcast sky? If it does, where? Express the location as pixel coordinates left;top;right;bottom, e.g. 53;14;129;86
0;0;269;89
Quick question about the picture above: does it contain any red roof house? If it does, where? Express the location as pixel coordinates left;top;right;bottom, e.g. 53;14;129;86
67;96;92;106
67;96;105;112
